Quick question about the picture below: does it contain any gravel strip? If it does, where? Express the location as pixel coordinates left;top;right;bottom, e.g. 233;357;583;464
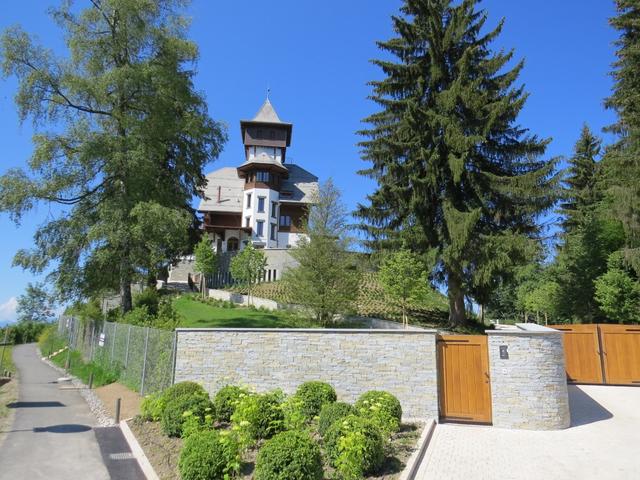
39;349;115;427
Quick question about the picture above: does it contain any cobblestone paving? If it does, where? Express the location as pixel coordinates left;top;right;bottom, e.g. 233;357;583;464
416;385;640;480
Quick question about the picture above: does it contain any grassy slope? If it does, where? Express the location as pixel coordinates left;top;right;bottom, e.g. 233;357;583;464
236;273;450;327
173;296;319;328
0;346;14;375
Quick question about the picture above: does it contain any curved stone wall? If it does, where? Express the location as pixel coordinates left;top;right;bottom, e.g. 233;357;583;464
487;324;570;430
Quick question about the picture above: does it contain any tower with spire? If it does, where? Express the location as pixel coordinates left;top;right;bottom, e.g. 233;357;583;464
198;99;318;260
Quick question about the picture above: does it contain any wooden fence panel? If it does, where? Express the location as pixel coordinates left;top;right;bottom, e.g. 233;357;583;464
599;324;640;385
548;324;604;384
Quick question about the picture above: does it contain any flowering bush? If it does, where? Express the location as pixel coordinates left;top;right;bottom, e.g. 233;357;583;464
354;390;402;435
324;415;385;479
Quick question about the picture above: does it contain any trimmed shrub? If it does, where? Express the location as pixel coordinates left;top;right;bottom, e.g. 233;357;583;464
179;430;241;480
254;430;323;480
161;393;213;437
324;415;385;478
140;392;164;422
214;385;249;423
318;402;355;437
295;381;337;419
231;391;284;442
354;390;402;434
161;381;207;405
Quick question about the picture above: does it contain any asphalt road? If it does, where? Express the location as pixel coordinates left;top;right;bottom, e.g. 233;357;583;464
0;344;144;480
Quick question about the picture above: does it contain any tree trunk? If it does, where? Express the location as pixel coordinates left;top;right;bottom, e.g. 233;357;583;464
447;274;466;327
120;276;132;314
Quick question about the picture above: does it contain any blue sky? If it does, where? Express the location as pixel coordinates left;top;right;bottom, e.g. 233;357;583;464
0;0;618;324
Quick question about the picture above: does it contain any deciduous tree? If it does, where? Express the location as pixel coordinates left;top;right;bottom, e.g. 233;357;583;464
378;249;429;328
0;0;226;312
193;237;217;298
284;179;359;325
230;244;267;305
16;282;56;323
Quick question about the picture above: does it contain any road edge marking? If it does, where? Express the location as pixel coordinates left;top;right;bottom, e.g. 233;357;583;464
119;419;160;480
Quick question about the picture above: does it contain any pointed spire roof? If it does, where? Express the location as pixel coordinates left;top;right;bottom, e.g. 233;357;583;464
252;98;283;123
240;97;293;146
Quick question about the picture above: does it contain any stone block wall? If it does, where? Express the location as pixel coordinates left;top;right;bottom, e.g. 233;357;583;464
487;324;570;430
174;328;438;420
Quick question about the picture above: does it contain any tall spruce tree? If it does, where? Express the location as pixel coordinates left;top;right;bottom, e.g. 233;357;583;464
0;0;226;312
559;125;601;232
603;0;640;273
357;0;559;325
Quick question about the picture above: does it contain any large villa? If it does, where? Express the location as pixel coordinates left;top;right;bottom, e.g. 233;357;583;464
198;99;319;254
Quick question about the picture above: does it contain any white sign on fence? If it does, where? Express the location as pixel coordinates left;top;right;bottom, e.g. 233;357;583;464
98;333;105;347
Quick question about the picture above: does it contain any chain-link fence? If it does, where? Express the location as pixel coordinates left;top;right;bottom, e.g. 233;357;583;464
58;316;176;395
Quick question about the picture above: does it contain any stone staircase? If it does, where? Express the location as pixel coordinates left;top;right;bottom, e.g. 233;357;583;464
168;256;196;283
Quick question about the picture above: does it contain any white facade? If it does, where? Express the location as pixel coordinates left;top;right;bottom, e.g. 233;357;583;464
243;186;280;248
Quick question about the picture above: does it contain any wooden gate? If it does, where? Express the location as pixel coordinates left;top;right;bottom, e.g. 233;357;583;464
599;324;640;385
437;335;492;424
550;324;640;385
548;324;604;384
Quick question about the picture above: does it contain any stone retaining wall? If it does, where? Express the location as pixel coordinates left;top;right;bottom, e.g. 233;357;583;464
207;289;283;310
487;323;570;430
174;328;439;420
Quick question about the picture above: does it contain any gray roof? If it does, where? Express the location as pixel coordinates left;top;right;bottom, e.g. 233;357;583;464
198;164;318;212
239;151;288;170
198;167;244;213
280;164;318;203
252;99;285;124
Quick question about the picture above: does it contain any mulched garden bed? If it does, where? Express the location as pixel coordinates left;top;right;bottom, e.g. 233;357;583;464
129;417;423;480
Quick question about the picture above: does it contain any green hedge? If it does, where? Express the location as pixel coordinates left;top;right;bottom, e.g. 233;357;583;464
254;430;323;480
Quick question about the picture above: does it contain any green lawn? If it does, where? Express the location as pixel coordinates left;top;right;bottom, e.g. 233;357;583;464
173;296;320;328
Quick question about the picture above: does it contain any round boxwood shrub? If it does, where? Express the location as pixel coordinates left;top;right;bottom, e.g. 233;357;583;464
354;390;402;434
214;385;249;423
162;381;206;400
318;402;354;437
179;430;239;480
161;392;213;437
231;391;284;441
324;415;384;477
295;381;337;419
254;430;323;480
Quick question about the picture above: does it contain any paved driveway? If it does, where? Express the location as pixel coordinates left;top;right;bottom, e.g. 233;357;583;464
416;385;640;479
0;344;143;480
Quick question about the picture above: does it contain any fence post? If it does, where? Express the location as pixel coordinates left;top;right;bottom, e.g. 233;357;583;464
89;323;96;362
124;325;131;369
170;331;178;386
110;323;117;364
140;327;150;396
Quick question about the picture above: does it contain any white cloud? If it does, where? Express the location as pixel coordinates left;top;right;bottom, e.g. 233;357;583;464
0;297;18;324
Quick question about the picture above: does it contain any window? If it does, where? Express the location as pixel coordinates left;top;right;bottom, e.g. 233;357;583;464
280;215;292;227
227;237;239;252
256;171;269;182
245;216;251;228
256;220;264;237
270;223;277;241
257;196;266;213
246;193;252;208
271;201;277;219
270;129;276;139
